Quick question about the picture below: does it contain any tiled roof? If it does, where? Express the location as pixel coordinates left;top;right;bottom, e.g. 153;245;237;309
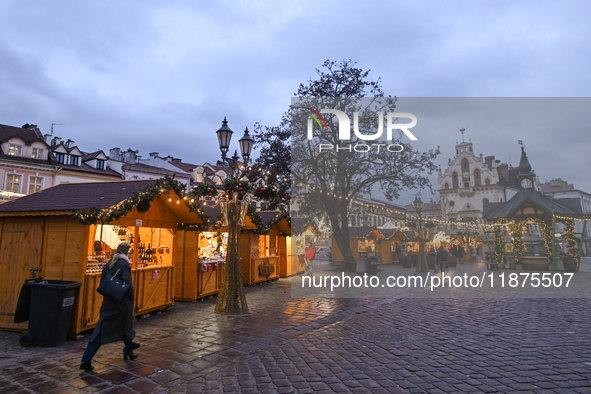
58;162;122;177
541;184;574;192
122;162;187;177
82;151;106;161
346;227;376;238
169;161;198;173
0;123;46;145
0;180;155;212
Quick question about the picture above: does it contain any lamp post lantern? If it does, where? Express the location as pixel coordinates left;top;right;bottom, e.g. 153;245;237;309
413;196;429;273
213;118;253;314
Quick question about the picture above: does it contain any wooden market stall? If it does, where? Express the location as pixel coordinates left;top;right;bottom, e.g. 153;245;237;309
174;228;226;301
331;227;375;264
287;217;319;277
0;179;204;335
373;228;409;264
483;147;582;270
331;227;407;265
174;203;227;302
240;211;290;285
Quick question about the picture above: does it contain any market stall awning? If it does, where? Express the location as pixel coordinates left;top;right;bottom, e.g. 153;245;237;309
291;217;319;236
375;228;409;242
0;179;206;226
483;189;580;220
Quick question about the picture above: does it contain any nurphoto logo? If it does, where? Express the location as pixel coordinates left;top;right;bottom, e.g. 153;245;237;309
305;108;418;153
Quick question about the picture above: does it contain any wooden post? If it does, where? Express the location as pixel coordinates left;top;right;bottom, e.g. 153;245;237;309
133;226;139;270
215;193;248;314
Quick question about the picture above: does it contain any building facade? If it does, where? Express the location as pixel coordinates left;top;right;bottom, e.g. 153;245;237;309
438;135;519;222
0;124;58;198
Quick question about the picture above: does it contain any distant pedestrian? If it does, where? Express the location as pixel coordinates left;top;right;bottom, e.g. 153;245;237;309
436;246;448;273
457;244;465;264
394;242;402;262
80;243;140;372
304;240;316;276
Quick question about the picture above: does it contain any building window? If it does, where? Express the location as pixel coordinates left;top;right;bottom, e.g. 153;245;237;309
29;176;43;194
196;173;203;183
70;156;79;166
8;144;23;156
444;182;449;189
5;174;22;192
485;178;491;185
96;159;105;169
483;198;489;206
474;169;481;186
55;152;65;164
452;172;459;189
32;147;44;159
464;182;469;188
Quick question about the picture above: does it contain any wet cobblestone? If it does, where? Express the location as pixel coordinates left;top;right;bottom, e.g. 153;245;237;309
1;269;591;392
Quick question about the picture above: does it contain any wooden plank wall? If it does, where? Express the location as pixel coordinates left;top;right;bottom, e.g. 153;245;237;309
135;267;174;314
174;230;199;301
0;218;45;331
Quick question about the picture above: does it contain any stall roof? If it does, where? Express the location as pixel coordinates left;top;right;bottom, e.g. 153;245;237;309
346;227;376;239
251;210;291;234
291;217;319;236
483;189;580;220
0;180;155;213
375;228;409;241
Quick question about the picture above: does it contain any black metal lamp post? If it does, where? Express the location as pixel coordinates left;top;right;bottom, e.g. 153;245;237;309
213;118;254;314
413;196;428;273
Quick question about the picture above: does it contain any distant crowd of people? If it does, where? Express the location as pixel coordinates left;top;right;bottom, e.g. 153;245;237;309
392;241;477;273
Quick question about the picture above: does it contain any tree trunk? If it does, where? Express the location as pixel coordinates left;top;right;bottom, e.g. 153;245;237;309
328;210;356;264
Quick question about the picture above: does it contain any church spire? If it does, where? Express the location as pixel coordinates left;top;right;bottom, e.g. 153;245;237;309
516;144;535;189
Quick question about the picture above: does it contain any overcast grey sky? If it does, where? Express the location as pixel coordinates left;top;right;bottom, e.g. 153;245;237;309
1;1;590;203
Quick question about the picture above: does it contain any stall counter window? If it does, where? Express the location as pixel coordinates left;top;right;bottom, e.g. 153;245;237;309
198;232;228;270
83;224;175;329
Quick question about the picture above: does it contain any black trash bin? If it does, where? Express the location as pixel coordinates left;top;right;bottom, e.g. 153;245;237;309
563;255;577;272
21;280;82;347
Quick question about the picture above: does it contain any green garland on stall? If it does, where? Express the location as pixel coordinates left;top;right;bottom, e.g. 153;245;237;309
527;218;553;264
242;206;291;236
563;218;579;263
510;222;526;258
493;224;504;266
253;184;280;201
221;179;251;200
72;176;212;225
191;184;219;198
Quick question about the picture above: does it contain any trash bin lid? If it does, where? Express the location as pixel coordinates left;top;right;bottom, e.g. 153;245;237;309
27;280;82;290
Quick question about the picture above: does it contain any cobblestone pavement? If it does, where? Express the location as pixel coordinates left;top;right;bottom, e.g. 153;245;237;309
1;262;591;393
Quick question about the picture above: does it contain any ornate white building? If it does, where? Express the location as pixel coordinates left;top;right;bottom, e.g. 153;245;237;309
438;133;519;222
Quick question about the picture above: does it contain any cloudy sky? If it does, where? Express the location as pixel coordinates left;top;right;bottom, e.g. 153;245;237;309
1;0;590;203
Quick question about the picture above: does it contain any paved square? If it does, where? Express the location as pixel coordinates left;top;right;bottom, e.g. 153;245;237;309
2;263;591;392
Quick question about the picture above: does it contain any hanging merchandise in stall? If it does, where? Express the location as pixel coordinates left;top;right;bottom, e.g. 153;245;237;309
198;232;228;271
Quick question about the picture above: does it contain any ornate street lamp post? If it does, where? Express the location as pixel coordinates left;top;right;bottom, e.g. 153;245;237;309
214;118;254;314
414;196;429;273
